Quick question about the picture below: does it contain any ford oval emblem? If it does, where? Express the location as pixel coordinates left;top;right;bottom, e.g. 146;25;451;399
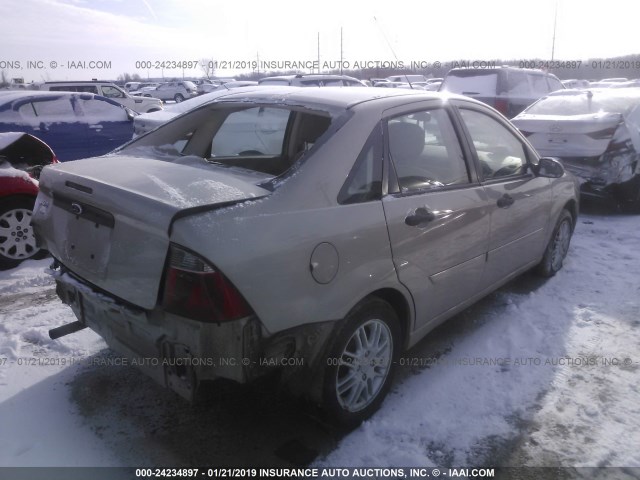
70;203;83;215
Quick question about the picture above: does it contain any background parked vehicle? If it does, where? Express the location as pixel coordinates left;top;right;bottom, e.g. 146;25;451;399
0;91;135;161
561;79;590;89
129;82;163;96
40;81;163;113
386;74;427;83
512;88;640;209
146;81;198;102
132;86;266;136
34;87;578;426
258;74;367;87
439;67;565;118
0;132;57;269
123;81;142;92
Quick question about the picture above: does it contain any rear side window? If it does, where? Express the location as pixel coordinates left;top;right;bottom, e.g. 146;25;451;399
388;108;469;192
529;75;550;96
505;71;530;95
338;127;383;204
17;103;37;121
49;85;99;94
459;109;528;180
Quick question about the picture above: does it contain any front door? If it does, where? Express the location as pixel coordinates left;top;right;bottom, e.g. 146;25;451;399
456;106;552;288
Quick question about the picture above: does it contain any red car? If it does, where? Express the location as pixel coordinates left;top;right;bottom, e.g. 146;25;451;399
0;132;58;269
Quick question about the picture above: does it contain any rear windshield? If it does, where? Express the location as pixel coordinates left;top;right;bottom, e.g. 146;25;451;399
526;93;640;115
440;71;498;96
123;104;336;178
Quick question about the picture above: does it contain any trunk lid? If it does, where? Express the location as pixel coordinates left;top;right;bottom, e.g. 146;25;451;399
513;113;622;158
33;155;270;309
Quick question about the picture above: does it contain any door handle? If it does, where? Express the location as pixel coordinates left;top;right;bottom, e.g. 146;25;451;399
497;194;515;208
405;207;436;227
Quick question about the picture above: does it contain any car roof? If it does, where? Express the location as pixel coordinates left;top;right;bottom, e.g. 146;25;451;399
259;74;361;82
201;85;474;110
0;90;124;109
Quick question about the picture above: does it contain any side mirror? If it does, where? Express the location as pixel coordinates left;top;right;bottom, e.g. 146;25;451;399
533;157;565;178
125;108;138;121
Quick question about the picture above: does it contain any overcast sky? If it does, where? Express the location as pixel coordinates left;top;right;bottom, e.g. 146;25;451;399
1;0;639;83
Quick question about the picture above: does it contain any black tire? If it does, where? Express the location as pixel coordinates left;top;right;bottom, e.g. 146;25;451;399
0;196;42;270
174;94;184;103
321;297;400;427
536;209;574;277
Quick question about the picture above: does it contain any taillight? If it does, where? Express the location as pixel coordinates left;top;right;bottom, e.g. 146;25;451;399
51;154;60;164
162;244;253;323
494;99;508;116
586;126;618;140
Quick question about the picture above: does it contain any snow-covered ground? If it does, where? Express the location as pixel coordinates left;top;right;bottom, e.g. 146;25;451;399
1;206;639;471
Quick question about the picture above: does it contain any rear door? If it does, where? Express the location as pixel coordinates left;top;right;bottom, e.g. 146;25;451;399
381;102;490;331
454;102;553;288
17;95;90;161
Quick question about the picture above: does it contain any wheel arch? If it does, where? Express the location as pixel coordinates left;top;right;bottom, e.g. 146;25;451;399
563;199;578;229
366;287;413;350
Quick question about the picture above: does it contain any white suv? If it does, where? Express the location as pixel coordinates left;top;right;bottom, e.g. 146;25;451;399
40;82;163;113
146;81;198;103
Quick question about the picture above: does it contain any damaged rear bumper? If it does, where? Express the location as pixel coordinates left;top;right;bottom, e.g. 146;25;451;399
49;262;335;401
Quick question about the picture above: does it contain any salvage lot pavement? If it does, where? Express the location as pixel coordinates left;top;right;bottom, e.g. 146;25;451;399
0;202;639;470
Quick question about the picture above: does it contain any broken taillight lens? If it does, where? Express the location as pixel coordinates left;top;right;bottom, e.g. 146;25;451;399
162;244;253;323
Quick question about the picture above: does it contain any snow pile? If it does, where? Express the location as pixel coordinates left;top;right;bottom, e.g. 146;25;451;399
315;212;640;468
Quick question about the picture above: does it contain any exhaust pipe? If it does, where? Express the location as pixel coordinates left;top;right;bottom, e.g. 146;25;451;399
49;321;87;340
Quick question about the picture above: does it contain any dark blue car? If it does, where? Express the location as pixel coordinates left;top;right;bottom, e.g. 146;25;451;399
0;91;134;161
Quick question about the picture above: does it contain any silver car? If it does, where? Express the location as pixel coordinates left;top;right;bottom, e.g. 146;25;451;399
33;87;579;426
512;88;640;209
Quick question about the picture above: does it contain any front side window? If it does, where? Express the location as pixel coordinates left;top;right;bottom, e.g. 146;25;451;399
79;98;128;122
102;86;125;98
459;109;528;180
387;108;469;192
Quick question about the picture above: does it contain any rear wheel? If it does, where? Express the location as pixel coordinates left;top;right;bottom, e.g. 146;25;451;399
0;197;42;270
174;94;184;103
536;209;573;277
322;297;400;427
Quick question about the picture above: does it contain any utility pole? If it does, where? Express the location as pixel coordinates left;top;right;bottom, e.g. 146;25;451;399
551;0;559;61
340;27;343;75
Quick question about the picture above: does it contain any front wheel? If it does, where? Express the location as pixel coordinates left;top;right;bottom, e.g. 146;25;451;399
536;209;574;277
174;94;184;103
0;196;42;270
322;297;400;427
